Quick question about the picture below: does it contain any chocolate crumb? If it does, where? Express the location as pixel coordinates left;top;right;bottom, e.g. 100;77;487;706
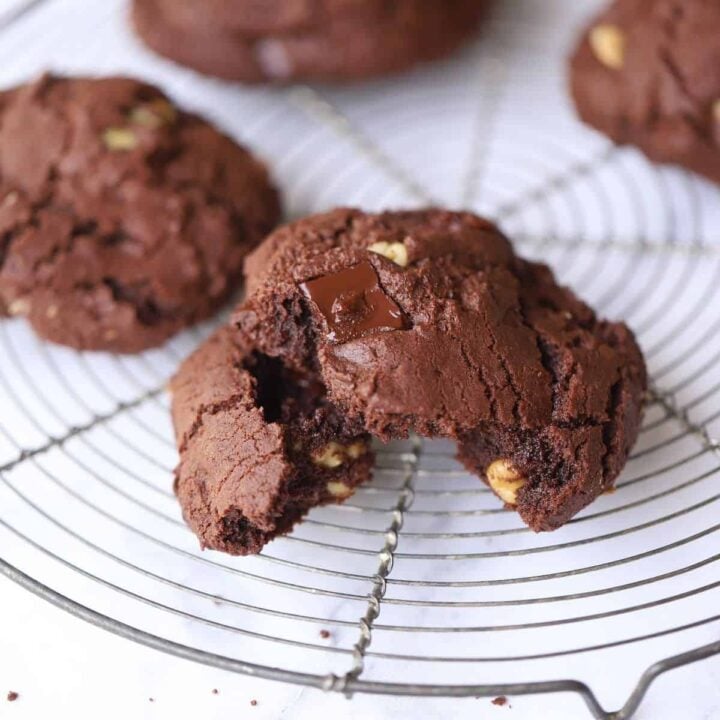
6;692;18;702
251;699;258;706
492;696;508;706
149;698;154;703
212;689;219;695
319;629;331;639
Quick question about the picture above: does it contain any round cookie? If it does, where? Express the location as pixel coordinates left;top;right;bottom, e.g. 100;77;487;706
0;74;280;352
235;208;647;531
131;0;487;84
170;326;373;555
570;0;720;185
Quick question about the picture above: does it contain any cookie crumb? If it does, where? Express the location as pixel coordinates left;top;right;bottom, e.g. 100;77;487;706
492;696;508;706
212;689;219;695
250;699;258;706
6;692;18;702
319;629;331;639
149;698;154;703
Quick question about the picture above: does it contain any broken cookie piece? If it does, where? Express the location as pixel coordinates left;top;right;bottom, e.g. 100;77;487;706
234;208;647;531
570;0;720;185
170;327;373;555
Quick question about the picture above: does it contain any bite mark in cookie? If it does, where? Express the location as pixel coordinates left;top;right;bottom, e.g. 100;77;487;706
235;208;647;531
170;327;373;555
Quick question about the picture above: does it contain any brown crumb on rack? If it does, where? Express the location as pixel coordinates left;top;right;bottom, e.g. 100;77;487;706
319;629;331;639
250;699;258;706
492;696;508;706
6;692;18;702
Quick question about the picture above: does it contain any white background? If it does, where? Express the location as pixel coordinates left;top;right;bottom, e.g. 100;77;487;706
2;575;720;718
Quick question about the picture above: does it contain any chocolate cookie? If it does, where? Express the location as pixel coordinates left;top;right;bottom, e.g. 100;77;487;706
131;0;486;83
0;74;280;352
235;208;647;531
170;326;373;555
570;0;720;185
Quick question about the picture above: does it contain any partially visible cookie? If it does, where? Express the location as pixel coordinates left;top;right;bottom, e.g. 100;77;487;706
570;0;720;185
0;74;280;352
170;326;373;555
235;208;647;531
131;0;487;83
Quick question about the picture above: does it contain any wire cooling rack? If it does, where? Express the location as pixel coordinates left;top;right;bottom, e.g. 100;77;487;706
1;1;719;718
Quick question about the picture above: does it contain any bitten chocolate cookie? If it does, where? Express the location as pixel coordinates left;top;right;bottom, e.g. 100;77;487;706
131;0;486;84
235;208;647;531
170;326;373;555
0;74;280;352
570;0;720;185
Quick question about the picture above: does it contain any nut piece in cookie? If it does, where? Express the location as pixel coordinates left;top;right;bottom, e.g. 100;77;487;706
171;328;373;555
570;0;720;185
0;74;280;352
588;24;625;69
485;459;526;505
368;240;409;267
235;208;647;531
312;440;367;468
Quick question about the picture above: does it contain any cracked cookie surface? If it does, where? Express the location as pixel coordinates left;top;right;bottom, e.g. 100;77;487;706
0;74;280;352
132;0;487;83
170;326;373;555
235;208;647;530
570;0;720;185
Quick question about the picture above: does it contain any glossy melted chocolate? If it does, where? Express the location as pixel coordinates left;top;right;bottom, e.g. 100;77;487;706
300;261;408;343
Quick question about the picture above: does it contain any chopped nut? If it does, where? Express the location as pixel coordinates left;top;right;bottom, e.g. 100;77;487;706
45;304;59;319
312;441;367;468
346;441;367;459
326;480;353;498
130;99;177;128
486;459;526;505
589;24;625;70
368;240;409;267
312;441;346;469
2;191;19;208
102;127;138;151
103;329;119;341
713;99;720;123
312;440;366;468
8;298;31;316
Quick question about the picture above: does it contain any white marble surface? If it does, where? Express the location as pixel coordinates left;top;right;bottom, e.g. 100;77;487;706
3;575;720;719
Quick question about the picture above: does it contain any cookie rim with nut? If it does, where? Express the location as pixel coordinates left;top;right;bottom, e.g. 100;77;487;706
589;23;626;70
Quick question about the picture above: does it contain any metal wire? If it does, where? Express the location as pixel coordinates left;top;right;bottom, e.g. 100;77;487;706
0;1;719;718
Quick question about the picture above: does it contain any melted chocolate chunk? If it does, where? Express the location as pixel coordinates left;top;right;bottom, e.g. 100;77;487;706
300;261;408;343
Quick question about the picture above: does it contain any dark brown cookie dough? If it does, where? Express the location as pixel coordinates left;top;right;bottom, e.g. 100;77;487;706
0;74;280;352
570;0;720;185
170;326;373;555
235;208;647;531
131;0;487;84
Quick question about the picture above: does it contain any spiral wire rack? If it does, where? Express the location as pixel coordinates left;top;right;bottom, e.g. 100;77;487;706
0;1;719;718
